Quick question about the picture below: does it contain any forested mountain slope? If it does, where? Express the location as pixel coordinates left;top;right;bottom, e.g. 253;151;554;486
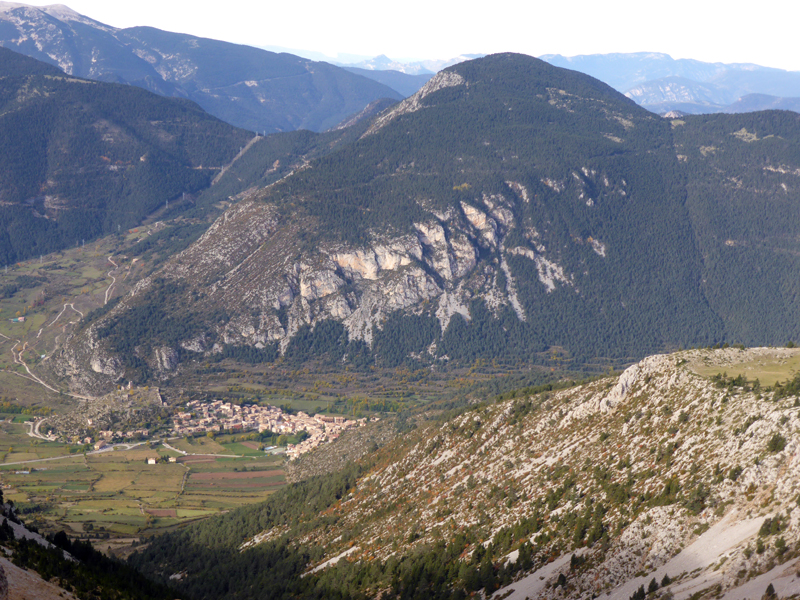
0;47;252;263
672;110;800;345
129;348;800;599
0;3;403;133
52;53;800;389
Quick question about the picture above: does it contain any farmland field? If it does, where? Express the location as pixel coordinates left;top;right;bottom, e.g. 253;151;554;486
220;441;265;456
0;440;286;540
168;436;228;454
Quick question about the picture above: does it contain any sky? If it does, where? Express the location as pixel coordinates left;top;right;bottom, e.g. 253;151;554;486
20;0;800;71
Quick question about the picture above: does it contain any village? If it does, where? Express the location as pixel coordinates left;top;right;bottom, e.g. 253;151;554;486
169;399;368;459
35;385;371;460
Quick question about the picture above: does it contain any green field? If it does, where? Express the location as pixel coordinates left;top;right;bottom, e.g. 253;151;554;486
0;420;73;464
0;441;286;539
220;441;264;456
169;435;229;454
0;414;35;423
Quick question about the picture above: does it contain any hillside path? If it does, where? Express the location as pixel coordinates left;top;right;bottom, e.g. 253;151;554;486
212;134;262;185
104;255;118;305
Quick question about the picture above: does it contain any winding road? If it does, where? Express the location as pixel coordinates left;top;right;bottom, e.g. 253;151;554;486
11;339;62;394
3;259;110;400
104;256;118;305
24;418;54;441
46;302;83;328
10;316;91;401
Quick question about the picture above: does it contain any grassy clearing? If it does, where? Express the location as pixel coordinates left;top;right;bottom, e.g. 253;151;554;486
93;474;135;492
167;438;196;453
170;436;228;454
0;371;65;409
0;414;36;424
0;422;32;444
80;266;105;279
688;348;800;386
221;442;264;456
176;509;214;518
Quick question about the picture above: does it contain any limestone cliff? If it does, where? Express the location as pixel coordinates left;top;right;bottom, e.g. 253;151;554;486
56;175;575;388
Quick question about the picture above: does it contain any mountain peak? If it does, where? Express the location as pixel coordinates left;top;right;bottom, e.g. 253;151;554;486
0;2;101;23
39;3;84;19
363;68;467;135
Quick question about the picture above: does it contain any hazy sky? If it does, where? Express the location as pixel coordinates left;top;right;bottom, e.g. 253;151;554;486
23;0;800;71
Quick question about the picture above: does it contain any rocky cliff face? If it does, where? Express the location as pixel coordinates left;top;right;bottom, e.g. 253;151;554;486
61;173;575;388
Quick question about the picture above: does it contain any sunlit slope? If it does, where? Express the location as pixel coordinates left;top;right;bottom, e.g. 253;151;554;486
131;348;800;599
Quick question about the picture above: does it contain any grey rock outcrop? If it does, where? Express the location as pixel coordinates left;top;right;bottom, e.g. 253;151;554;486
52;175;576;387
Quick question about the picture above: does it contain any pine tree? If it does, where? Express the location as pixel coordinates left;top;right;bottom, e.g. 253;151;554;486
648;577;659;594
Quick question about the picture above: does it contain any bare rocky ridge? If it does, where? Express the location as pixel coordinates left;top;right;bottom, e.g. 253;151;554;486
242;348;800;598
0;556;77;600
364;70;466;135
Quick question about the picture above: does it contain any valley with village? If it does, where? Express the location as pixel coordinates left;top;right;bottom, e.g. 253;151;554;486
3;3;800;599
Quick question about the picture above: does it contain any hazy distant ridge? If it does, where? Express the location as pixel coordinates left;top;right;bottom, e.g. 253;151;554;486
0;2;403;133
541;51;800;114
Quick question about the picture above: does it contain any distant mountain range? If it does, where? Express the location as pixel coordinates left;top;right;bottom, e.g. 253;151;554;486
541;52;800;114
0;2;402;133
340;66;433;98
336;54;485;98
724;93;800;113
5;2;797;121
338;54;485;75
258;48;800;116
